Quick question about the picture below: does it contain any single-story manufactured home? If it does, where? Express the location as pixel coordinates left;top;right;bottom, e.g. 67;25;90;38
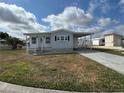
78;32;123;48
105;33;122;47
0;39;8;49
24;29;94;54
92;37;105;46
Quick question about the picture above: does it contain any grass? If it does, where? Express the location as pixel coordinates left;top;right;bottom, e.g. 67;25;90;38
0;49;124;92
93;48;124;56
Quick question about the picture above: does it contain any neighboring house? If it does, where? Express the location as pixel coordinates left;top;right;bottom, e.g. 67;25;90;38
78;37;92;47
92;38;105;46
24;29;93;54
122;39;124;47
105;33;122;47
0;39;7;48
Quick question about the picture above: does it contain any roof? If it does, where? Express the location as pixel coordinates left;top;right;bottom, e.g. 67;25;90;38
0;39;6;41
24;29;95;37
92;37;104;40
104;32;122;37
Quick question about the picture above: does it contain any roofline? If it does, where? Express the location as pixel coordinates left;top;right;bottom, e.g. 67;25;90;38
24;29;95;36
104;33;122;37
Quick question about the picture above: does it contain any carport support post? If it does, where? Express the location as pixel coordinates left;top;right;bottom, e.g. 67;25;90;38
84;36;86;48
25;35;28;53
90;34;93;50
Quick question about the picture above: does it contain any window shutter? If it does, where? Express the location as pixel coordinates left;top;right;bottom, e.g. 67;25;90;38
68;36;70;41
55;36;57;41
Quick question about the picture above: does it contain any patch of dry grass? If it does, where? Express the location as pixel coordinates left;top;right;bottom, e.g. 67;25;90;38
0;49;124;92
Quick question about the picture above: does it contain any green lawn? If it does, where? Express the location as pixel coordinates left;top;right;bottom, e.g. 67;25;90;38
0;49;124;92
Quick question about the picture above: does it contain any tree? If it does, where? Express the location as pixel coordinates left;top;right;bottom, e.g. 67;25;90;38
0;32;24;49
7;37;24;49
0;32;9;39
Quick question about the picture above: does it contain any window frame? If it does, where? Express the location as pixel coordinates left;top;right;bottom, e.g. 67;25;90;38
55;35;70;41
61;36;64;40
65;36;68;40
31;37;37;44
46;36;51;44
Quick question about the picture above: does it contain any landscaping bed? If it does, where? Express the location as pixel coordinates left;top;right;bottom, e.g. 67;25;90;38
0;49;124;92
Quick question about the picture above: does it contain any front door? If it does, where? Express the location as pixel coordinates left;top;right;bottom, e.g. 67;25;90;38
39;37;44;51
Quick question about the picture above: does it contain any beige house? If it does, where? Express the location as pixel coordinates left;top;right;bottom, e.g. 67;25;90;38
105;33;122;47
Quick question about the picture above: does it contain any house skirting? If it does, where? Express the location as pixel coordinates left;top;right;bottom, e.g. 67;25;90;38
27;48;74;54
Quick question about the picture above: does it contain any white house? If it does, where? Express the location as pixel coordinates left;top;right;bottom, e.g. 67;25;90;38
24;29;93;54
92;37;105;46
78;37;92;47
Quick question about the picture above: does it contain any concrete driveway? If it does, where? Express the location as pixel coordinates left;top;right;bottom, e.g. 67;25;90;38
79;49;124;75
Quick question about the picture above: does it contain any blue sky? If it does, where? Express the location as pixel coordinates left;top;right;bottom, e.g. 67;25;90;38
0;0;121;24
0;0;88;22
0;0;124;38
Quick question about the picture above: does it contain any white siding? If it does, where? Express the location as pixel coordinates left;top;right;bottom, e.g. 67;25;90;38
73;37;78;48
92;39;100;46
51;31;73;50
27;30;75;53
29;34;52;49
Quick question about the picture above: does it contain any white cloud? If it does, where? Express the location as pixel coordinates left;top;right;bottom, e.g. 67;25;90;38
115;25;124;35
88;0;110;14
119;0;124;5
43;7;93;31
100;25;124;37
119;0;124;13
80;26;102;33
97;17;119;27
0;3;47;39
100;0;110;14
95;24;124;38
88;0;98;14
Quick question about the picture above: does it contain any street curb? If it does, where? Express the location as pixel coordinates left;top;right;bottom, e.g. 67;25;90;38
0;81;82;93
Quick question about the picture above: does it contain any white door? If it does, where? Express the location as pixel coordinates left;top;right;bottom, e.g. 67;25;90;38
39;37;44;51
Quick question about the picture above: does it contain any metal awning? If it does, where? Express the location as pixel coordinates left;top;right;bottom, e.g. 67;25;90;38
73;32;94;37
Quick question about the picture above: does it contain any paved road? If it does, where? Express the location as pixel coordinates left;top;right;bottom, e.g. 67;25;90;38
79;49;124;75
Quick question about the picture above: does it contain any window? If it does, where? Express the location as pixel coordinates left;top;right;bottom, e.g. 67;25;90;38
102;39;105;42
32;37;36;44
55;35;69;41
65;36;68;40
57;36;59;40
46;37;50;44
61;36;64;40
